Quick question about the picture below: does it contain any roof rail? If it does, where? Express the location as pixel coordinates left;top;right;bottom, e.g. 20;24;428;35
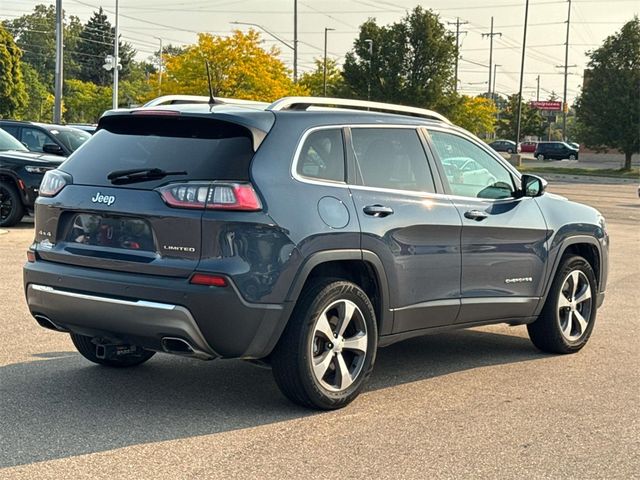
267;96;450;124
142;95;269;108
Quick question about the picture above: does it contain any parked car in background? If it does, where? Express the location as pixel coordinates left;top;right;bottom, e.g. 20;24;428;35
520;141;537;153
0;120;91;157
23;97;608;410
488;139;520;154
534;141;579;161
68;124;97;135
0;128;63;226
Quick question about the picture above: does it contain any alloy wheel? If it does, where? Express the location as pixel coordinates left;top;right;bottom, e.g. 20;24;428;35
310;299;368;392
0;186;14;222
557;270;593;342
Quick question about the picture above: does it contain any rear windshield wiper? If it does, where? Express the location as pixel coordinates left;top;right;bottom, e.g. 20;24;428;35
107;168;187;185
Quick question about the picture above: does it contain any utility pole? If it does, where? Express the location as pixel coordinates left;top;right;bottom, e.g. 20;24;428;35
482;17;502;101
323;27;335;97
54;0;63;123
365;39;373;102
536;74;540;101
157;37;163;95
112;0;119;109
561;0;572;141
293;0;298;82
447;17;468;93
515;0;530;148
492;64;501;100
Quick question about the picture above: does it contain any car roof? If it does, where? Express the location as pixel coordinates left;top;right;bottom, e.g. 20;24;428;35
0;120;78;131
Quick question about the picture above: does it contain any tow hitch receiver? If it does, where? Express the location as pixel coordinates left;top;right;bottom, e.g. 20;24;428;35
95;344;141;360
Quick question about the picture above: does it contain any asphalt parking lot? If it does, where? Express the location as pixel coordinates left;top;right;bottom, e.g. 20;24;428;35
1;180;638;479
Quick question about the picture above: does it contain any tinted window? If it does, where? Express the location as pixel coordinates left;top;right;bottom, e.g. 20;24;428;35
62;116;255;189
51;128;91;152
296;128;345;182
1;125;19;138
351;128;435;193
21;127;50;152
429;130;515;199
0;128;28;152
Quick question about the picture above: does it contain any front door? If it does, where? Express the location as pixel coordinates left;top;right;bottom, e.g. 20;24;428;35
347;127;462;333
427;129;549;324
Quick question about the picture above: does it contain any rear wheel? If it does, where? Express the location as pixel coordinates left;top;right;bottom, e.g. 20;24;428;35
271;279;378;410
507;148;513;154
70;333;155;367
527;255;597;354
0;180;24;227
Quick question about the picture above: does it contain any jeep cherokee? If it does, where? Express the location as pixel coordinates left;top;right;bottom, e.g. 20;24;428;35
23;97;608;410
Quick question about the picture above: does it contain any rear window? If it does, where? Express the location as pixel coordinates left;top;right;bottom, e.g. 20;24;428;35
61;116;255;189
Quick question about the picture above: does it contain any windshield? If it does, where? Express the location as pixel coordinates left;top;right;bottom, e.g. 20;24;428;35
51;128;91;152
0;128;28;152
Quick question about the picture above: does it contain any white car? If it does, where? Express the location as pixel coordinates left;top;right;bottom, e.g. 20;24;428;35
442;157;497;187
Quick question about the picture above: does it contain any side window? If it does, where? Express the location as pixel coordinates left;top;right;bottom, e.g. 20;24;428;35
429;130;515;199
350;128;435;193
296;128;345;182
1;125;19;139
21;128;49;152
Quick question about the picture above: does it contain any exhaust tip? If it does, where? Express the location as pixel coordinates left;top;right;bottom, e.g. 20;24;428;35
161;337;195;355
34;314;68;332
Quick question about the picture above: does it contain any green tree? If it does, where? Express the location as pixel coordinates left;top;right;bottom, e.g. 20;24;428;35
0;25;27;118
3;4;82;85
299;58;345;97
17;63;53;122
74;7;135;86
342;6;456;108
497;94;545;140
575;17;640;169
449;96;497;137
63;79;110;123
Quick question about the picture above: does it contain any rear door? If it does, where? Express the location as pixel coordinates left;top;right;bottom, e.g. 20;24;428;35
426;128;549;324
34;114;258;278
347;126;462;333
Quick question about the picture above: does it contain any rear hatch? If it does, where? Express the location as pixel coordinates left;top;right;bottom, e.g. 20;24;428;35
33;111;270;278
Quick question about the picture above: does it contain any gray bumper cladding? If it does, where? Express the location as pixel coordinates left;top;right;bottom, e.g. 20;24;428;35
27;284;217;359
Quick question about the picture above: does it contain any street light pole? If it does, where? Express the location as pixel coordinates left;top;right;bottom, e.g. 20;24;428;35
561;0;572;141
156;37;163;96
515;0;530;149
323;27;335;97
112;0;119;109
293;0;298;83
54;0;63;123
365;39;373;102
492;64;501;101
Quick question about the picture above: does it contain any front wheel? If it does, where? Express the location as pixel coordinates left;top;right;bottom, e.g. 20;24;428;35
527;256;597;354
0;181;25;227
271;279;378;410
569;154;576;160
537;154;545;161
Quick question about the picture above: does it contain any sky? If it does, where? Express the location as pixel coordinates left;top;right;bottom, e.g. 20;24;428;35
2;0;638;103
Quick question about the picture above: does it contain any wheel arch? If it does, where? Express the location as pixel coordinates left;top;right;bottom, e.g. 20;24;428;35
537;235;603;315
284;250;393;336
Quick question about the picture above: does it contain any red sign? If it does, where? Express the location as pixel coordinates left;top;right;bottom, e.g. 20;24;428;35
530;101;562;111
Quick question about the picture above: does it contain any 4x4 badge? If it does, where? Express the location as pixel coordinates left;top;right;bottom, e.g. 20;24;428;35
91;192;116;206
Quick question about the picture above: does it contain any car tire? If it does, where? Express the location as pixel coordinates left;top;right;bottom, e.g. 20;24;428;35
507;148;513;154
537;154;545;161
0;180;25;227
569;154;576;160
527;255;598;354
70;333;155;367
271;279;378;410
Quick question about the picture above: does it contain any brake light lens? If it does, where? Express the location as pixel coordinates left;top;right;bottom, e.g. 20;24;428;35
157;182;261;211
39;170;71;197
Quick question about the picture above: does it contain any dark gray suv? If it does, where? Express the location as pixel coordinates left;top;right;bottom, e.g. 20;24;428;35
23;97;608;410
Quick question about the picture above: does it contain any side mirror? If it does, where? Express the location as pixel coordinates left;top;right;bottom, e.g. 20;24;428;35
521;174;547;197
42;143;65;155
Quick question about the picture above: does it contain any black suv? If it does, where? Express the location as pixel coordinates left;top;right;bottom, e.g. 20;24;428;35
23;97;608;410
534;141;579;161
0;128;63;226
0;120;91;157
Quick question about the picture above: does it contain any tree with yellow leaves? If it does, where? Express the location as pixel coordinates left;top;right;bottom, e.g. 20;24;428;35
149;30;307;102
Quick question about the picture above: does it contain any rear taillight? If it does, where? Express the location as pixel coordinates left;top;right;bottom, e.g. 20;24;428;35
39;170;72;197
156;182;261;211
189;273;228;287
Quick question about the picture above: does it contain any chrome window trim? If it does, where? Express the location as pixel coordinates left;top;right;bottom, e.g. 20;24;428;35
291;124;524;205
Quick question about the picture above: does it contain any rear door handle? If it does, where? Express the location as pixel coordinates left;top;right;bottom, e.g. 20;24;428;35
464;209;488;221
363;205;394;217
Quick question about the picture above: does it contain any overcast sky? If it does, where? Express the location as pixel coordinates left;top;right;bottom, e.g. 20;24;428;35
2;0;638;103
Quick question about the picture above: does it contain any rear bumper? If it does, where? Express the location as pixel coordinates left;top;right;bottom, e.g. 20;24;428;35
23;260;289;359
